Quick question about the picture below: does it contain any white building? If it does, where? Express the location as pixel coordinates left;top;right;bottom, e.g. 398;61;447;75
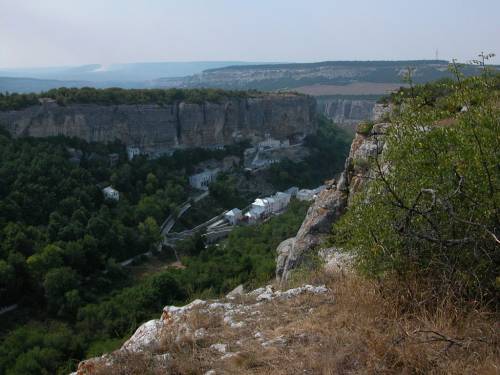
189;168;220;190
127;146;141;160
38;97;56;104
244;206;266;224
102;186;119;201
225;208;242;225
285;186;299;197
250;192;291;218
257;136;290;151
274;192;291;211
252;198;270;216
258;138;282;151
297;189;315;201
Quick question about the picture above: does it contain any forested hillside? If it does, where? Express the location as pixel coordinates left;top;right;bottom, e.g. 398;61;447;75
0;119;349;374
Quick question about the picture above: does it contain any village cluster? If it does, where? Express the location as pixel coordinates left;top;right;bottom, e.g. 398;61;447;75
223;184;325;227
101;134;320;230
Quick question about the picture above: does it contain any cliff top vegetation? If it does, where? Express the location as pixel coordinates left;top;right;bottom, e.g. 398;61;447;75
335;57;500;305
0;87;306;111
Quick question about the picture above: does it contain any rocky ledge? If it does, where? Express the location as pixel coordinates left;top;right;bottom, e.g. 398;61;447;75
73;283;330;374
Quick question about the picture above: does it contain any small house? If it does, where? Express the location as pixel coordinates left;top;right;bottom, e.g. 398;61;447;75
244;206;266;224
102;186;119;201
189;168;220;190
274;192;291;211
109;153;120;167
225;208;242;225
127;146;141;160
285;186;299;197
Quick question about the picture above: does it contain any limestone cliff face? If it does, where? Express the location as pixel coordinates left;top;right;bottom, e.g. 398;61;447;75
316;98;377;127
276;122;390;281
0;94;316;152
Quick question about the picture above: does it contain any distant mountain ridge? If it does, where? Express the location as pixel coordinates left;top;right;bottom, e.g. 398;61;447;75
0;61;270;84
161;59;494;91
2;60;497;94
2;60;497;129
202;59;450;72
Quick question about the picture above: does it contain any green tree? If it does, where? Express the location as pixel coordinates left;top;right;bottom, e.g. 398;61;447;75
43;267;81;316
138;217;161;252
27;244;64;280
334;68;500;303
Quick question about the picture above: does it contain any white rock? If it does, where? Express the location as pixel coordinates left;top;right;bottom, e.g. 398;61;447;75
163;299;207;320
318;248;353;272
254;332;265;341
204;371;216;375
281;284;328;298
256;285;275;301
194;328;207;339
208;302;233;310
221;352;238;360
248;287;266;296
230;321;246;328
121;319;163;352
153;353;171;364
226;284;244;299
210;343;228;353
261;335;287;347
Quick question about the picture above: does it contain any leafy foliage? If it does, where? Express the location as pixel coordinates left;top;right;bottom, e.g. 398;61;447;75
335;64;500;304
0;87;263;111
0;199;307;374
356;120;374;135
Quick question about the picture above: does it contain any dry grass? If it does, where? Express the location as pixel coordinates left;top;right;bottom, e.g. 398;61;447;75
87;268;499;375
295;273;500;375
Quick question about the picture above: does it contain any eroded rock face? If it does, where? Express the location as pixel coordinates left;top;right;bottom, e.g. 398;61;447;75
317;98;376;127
0;94;316;153
276;123;390;282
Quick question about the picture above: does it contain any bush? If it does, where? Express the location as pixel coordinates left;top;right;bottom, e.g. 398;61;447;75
356;120;374;135
335;68;500;305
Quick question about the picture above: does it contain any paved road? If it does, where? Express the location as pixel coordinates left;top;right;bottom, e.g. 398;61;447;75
120;191;209;267
0;304;18;315
160;191;209;235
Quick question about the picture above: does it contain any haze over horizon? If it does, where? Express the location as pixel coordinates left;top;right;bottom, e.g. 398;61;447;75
1;0;499;69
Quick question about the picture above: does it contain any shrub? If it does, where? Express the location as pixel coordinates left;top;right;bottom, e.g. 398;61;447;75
356;121;374;135
334;67;500;305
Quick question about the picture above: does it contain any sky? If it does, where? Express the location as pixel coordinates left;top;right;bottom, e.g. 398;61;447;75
1;0;499;68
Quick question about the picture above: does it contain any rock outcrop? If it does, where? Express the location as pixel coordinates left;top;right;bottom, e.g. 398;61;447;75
276;122;390;281
0;94;316;154
73;283;330;374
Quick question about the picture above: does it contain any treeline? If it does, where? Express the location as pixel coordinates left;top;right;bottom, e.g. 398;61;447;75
0;87;263;111
379;68;500;107
0;198;307;375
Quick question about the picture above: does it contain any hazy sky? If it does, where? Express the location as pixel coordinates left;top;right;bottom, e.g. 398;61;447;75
1;0;499;68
